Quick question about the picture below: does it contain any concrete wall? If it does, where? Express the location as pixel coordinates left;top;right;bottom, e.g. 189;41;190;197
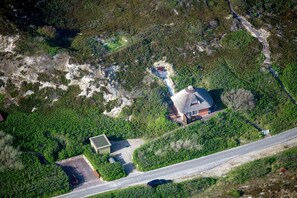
98;147;110;154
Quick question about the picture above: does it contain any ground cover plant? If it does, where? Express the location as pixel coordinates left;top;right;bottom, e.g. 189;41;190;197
92;177;217;198
104;36;128;52
92;146;297;198
0;131;23;171
0;152;70;198
0;0;297;196
133;111;260;171
83;147;126;181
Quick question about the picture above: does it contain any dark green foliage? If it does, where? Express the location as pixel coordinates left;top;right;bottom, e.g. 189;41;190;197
83;147;126;181
222;30;253;49
100;163;126;181
92;147;297;197
127;87;178;138
228;189;243;197
226;146;297;185
16;35;62;56
227;157;275;184
281;63;297;100
92;177;216;198
0;108;135;162
233;0;297;15
134;111;260;171
0;153;70;197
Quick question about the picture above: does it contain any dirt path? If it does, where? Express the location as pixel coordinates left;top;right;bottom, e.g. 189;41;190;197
226;0;297;105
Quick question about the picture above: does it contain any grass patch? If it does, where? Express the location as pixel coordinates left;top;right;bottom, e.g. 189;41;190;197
104;36;128;52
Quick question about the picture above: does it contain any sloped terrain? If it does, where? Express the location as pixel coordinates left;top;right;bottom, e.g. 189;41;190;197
0;0;296;197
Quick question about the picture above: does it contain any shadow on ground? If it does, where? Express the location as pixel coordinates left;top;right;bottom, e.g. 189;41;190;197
110;140;130;152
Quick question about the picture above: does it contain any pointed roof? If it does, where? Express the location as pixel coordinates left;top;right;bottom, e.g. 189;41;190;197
170;85;213;114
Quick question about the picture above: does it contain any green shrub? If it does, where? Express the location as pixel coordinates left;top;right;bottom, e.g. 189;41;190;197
281;63;297;100
227;157;275;184
0;153;70;197
83;147;126;181
222;30;253;49
134;111;259;171
100;162;126;181
92;177;216;198
228;189;243;197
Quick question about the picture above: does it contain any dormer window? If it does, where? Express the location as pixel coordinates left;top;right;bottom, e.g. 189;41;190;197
191;100;200;105
191;96;202;105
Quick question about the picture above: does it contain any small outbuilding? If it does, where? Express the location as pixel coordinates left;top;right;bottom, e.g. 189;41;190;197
171;85;213;124
89;134;111;154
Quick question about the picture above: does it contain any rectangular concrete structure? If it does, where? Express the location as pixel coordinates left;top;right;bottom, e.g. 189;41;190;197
89;134;111;154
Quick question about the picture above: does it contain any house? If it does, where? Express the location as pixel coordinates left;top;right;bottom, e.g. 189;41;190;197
89;134;111;154
170;85;213;124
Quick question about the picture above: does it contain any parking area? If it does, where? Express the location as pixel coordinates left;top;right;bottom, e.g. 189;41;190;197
56;155;103;191
110;139;145;175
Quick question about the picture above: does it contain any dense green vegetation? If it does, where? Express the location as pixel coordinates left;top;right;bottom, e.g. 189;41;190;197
0;0;296;196
221;29;253;49
92;177;217;198
0;131;23;171
232;0;297;65
104;36;128;52
0;85;175;162
0;108;133;162
0;153;70;198
92;146;297;198
281;63;297;100
83;147;126;181
134;111;260;171
226;146;297;184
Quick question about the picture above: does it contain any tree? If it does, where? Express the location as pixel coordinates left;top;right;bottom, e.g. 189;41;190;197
221;89;255;111
0;131;23;171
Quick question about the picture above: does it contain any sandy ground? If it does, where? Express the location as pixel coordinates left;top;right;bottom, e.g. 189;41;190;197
176;137;297;182
110;139;145;175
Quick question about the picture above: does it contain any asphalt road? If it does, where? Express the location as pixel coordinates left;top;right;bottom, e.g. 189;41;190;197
56;127;297;198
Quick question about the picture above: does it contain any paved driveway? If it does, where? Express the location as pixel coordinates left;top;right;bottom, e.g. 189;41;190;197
110;139;145;175
56;155;103;191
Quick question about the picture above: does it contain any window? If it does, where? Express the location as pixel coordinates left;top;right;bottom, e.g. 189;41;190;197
192;110;198;115
191;96;202;105
187;112;192;117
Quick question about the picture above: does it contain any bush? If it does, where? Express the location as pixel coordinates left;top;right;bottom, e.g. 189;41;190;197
228;189;243;197
83;147;126;181
0;131;23;171
0;153;70;197
92;177;216;198
227;157;275;184
134;111;259;171
281;63;297;100
222;30;253;49
221;89;255;111
37;25;57;38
